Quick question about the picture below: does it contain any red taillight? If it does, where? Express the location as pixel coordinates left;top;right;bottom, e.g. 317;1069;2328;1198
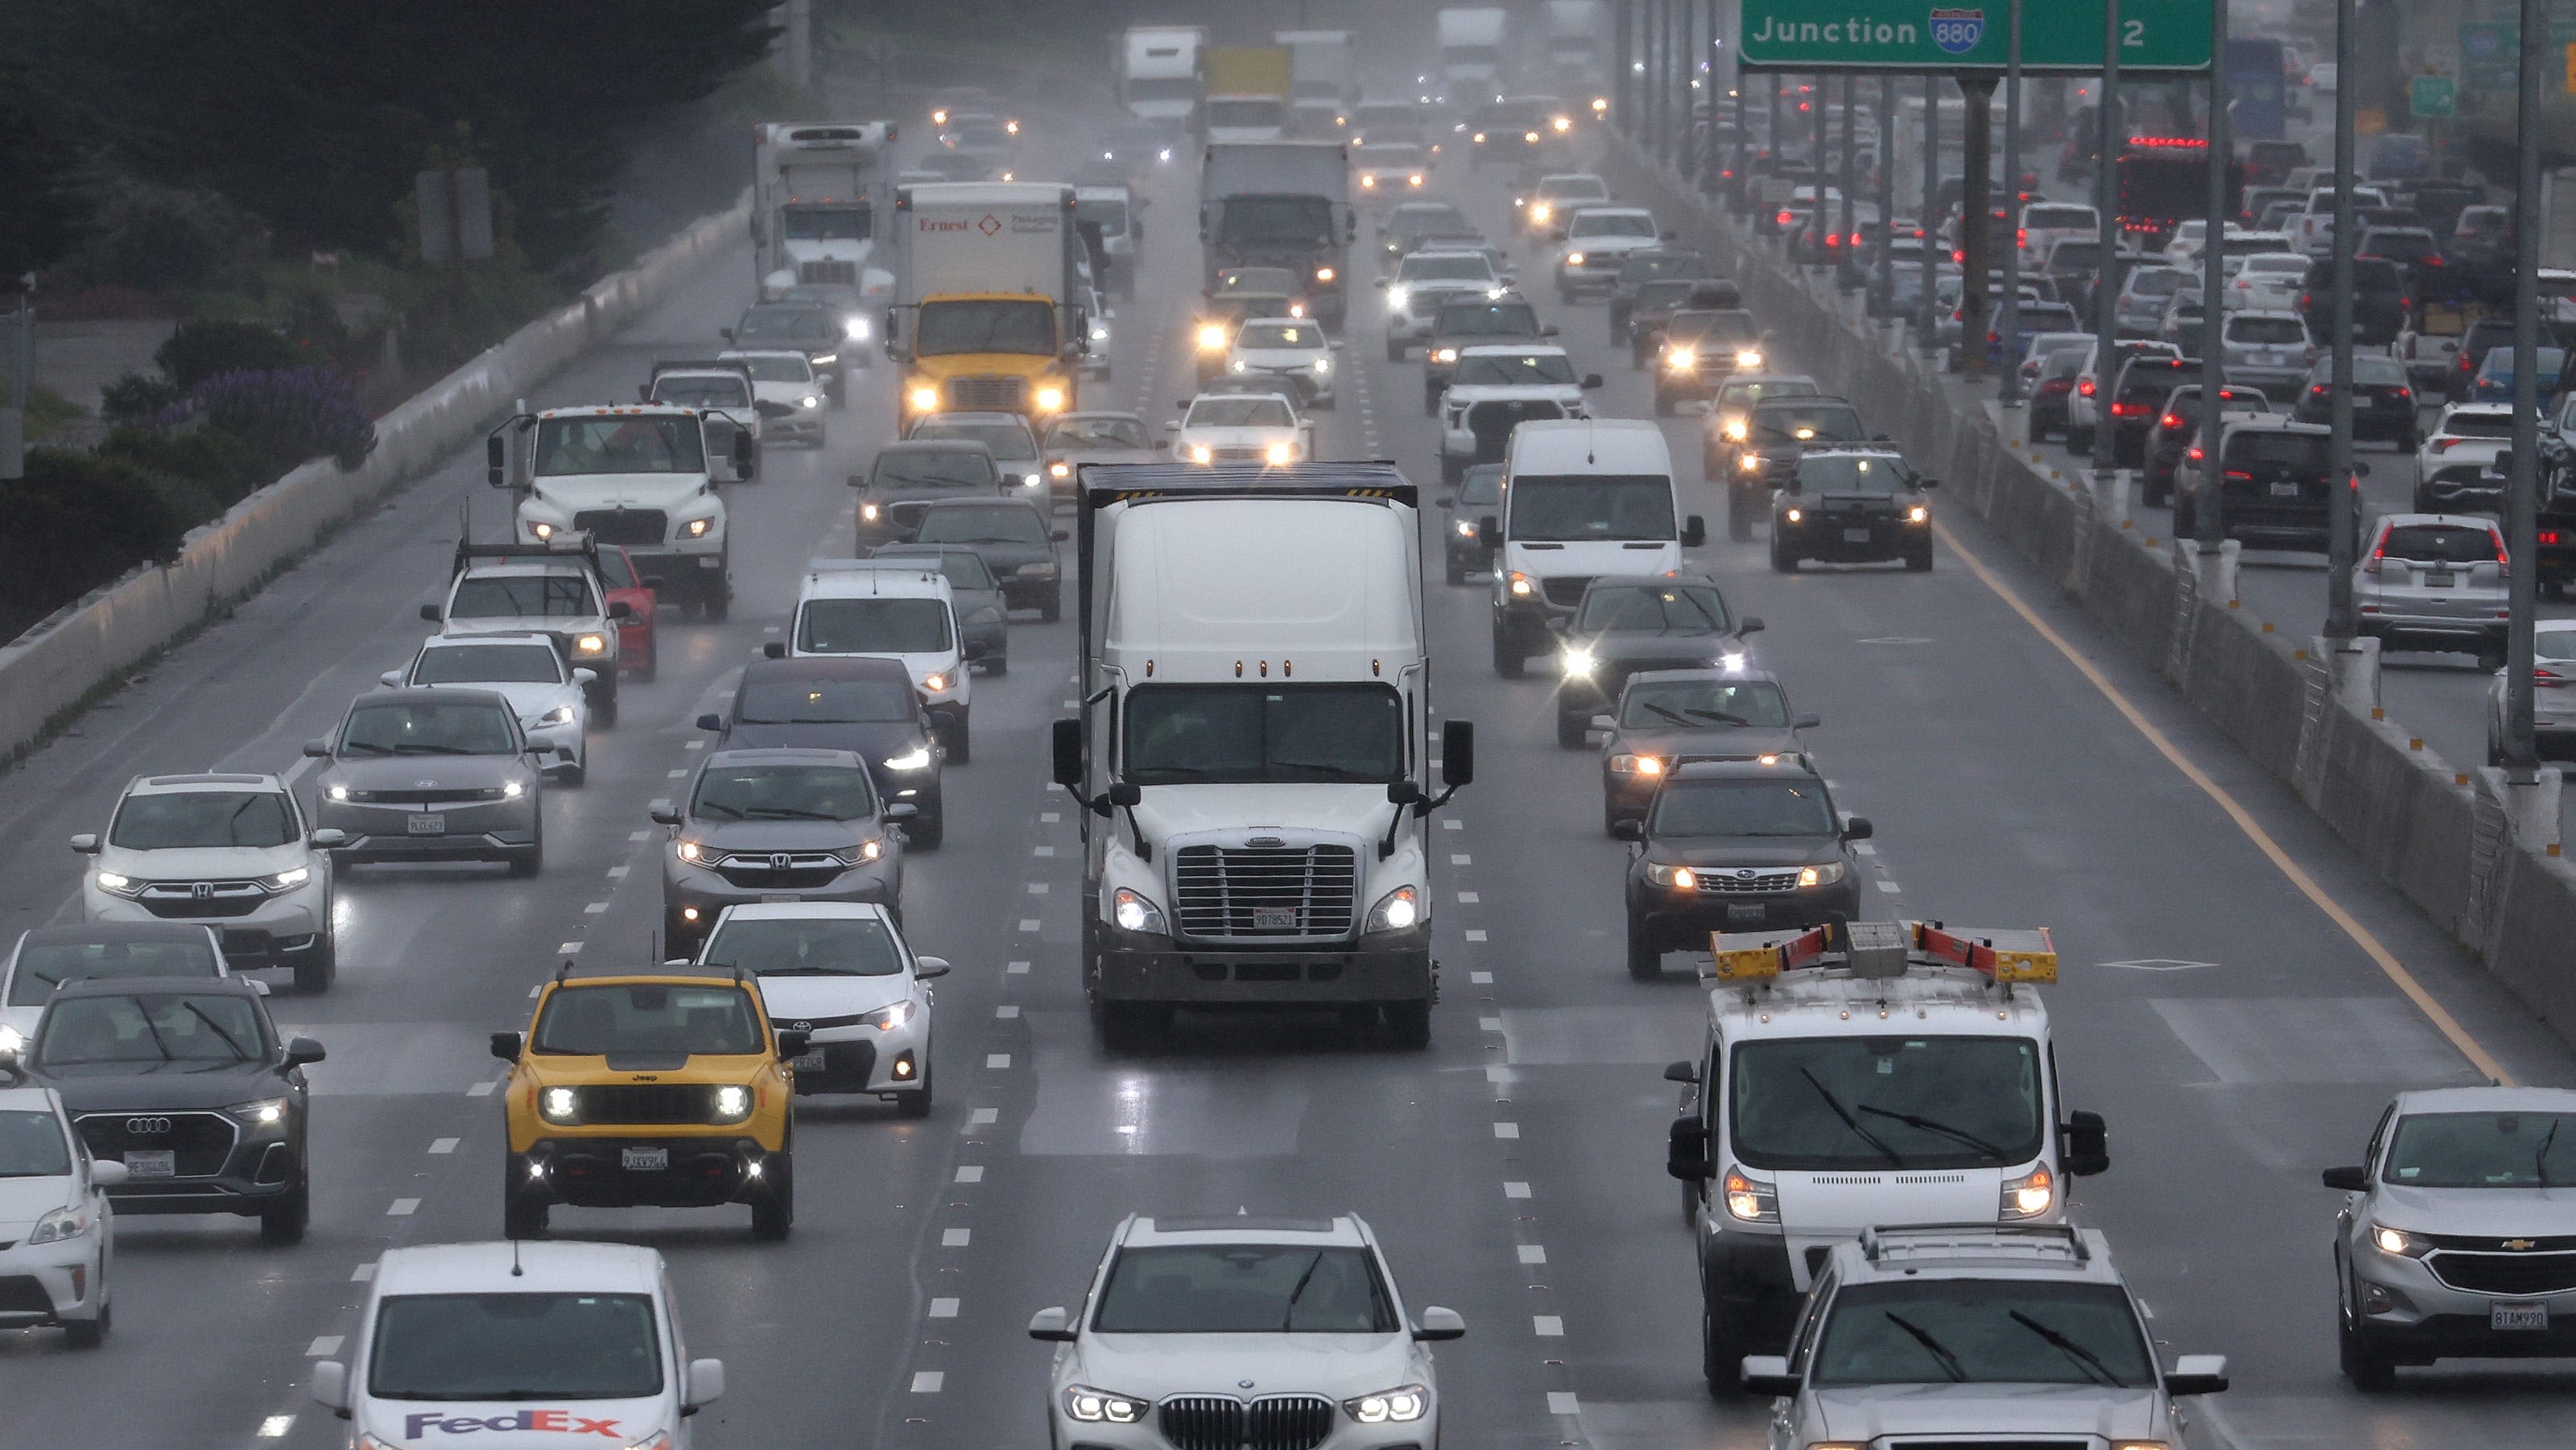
2017;227;2029;247
1777;209;1794;225
2160;413;2182;429
2432;437;2458;453
2396;386;2412;399
2111;402;2147;417
2310;385;2329;395
2078;378;2096;396
1826;233;1842;247
1951;248;1967;263
2461;353;2476;371
2186;447;2205;461
2544;529;2565;547
2225;469;2253;481
2299;292;2313;310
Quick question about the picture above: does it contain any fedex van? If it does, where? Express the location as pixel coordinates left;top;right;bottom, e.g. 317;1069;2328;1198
1486;418;1703;675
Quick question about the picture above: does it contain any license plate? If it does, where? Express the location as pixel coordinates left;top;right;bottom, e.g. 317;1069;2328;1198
2492;1301;2549;1331
1843;527;1872;543
1253;907;1298;930
1726;903;1767;923
2269;481;2300;498
407;813;445;835
2425;571;2457;588
791;1051;828;1072
125;1150;175;1179
621;1146;669;1172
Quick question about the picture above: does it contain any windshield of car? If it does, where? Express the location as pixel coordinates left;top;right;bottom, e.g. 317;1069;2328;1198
1123;684;1403;786
1667;310;1757;345
795;597;955;656
1399;254;1494;283
1454;352;1576;386
878;550;1001;592
1508;475;1676;542
2537;627;2576;663
369;1293;662;1401
1186;396;1296;428
1649;779;1836;837
1576;585;1731;634
107;790;296;849
735;307;833;345
448;575;597;619
413;643;563;686
1458;466;1504;505
2045;241;2101;269
912;505;1049;546
34;991;266;1066
738;675;917;725
2334;355;2408;386
340;700;516;757
733;353;811;383
1635;280;1701;308
2379;524;2502;564
872;448;996;490
689;762;877;822
1046;415;1151;451
0;1109;72;1178
915;298;1055;357
2229;316;2310;345
2482;348;2569;378
702;915;904;977
1236;321;1323;350
1795;454;1913;495
1092;1245;1398;1333
2241;254;2306;275
1809;1280;2154;1388
1438;302;1541;337
1619;680;1790;729
1732;1035;2046;1171
913;420;1037;462
8;936;222;1005
652;376;749;408
1569;212;1655;238
533;416;706;477
1752;403;1864;443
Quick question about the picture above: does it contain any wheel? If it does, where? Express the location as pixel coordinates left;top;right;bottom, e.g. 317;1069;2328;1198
1041;593;1062;623
1905;543;1934;572
507;836;543;878
749;1152;794;1240
906;805;944;852
1556;710;1588;749
1385;1000;1432;1048
1728;486;1757;541
1627;921;1662;979
985;651;1008;676
259;1173;310;1245
1491;626;1526;678
2477;641;2508;671
943;715;972;765
898;1058;935;1117
63;1302;107;1349
1446;554;1466;586
1386;337;1406;362
703;587;730;622
558;758;586;787
291;934;336;994
1769;540;1798;572
1701;1300;1749;1398
1632;342;1650;369
2173;493;2199;538
2339;1277;2398;1391
2145;477;2170;509
593;689;617;729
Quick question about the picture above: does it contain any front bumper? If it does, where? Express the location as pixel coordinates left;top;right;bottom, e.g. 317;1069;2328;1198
2349;1249;2576;1360
85;888;328;969
316;799;539;863
1094;923;1435;1004
89;1119;303;1218
663;860;901;944
0;1237;106;1325
767;409;827;442
1777;512;1927;561
792;1021;928;1095
1051;1408;1439;1450
515;1135;779;1209
1631;882;1863;945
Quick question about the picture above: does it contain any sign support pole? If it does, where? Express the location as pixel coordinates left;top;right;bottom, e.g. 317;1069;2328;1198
1873;74;1896;314
2091;0;2122;485
1961;76;1996;378
2198;0;2231;551
2506;0;2545;772
2323;0;2358;639
1919;73;1941;355
2000;0;2025;405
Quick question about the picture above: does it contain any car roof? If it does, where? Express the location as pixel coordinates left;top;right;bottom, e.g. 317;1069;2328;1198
1054;410;1147;424
47;973;263;1001
917;411;1031;429
1831;1225;2122;1283
1125;1213;1366;1246
701;746;870;769
419;631;559;649
798;564;953;599
2388;1085;2576;1115
877;439;996;457
2227;415;2330;435
373;1240;664;1298
738;654;915;686
123;772;287;795
10;921;224;952
1236;316;1320;330
456;558;593;579
2374;513;2501;531
1458;342;1568;356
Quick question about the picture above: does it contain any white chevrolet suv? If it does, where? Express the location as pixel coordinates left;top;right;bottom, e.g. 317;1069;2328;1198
1030;1214;1465;1450
70;774;341;991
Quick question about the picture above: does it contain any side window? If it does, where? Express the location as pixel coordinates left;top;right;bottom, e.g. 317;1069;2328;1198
1785;1272;1835;1373
2363;1102;2396;1174
1699;1043;1721;1128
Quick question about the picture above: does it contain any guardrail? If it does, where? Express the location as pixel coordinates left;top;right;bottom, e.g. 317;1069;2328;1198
1600;140;2576;1053
0;194;752;767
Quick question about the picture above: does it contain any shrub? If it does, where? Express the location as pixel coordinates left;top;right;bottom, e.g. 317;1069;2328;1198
189;366;377;473
101;371;185;426
97;424;276;508
0;448;194;640
155;319;306;390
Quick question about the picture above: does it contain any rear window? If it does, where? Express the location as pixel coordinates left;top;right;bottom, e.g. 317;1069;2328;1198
2305;258;2401;290
2228;316;2310;345
2024;205;2095;229
2224;431;2330;472
2439;412;2516;440
2378;523;2501;564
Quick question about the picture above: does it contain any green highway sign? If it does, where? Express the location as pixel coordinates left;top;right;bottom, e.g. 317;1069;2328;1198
2460;23;2517;89
2409;75;2455;118
1740;0;2213;73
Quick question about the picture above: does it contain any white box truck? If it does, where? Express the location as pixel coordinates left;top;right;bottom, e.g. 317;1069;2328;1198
752;122;894;292
1542;1;1611;87
1119;25;1206;125
1050;463;1476;1050
1437;7;1510;94
1275;29;1358;134
1200;139;1355;320
884;182;1086;427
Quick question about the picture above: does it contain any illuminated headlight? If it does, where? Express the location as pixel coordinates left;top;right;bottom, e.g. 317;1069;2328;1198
1315;266;1336;282
1018;561;1058;577
1722;1167;1781;1222
1719;651;1747;672
845;317;869;340
849;837;886;865
1364;886;1422;932
0;1024;19;1054
800;395;820;408
1523;130;1539;143
1197;324;1229;351
908;386;939;412
1532;204;1552;222
861;502;882;521
1189;444;1214;464
711;1085;753;1122
1507;571;1534;597
2000;1165;2055;1219
1455;519;1477;538
1312;357;1330;376
1432;347;1458;363
1565;250;1585;266
535;705;576;727
1666;348;1696;371
1034;386;1067;411
1265;441;1295;465
501;780;526;799
1386;285;1411;311
921;672;950;693
326;785;349;802
675;839;707;863
1024;473;1044;490
1344;1386;1430;1423
1362;173;1379;188
1091;325;1109;341
1408;173;1424;187
229;1097;289;1128
1907;504;1930;523
1784;507;1805;523
1063;1387;1149;1424
573;633;609;655
684;518;712;538
1473;131;1488;143
1608;754;1665;775
529;522;555;540
263;866;310;892
1230;359;1249;373
886;746;935;772
863;1000;916;1031
2371;1223;2429;1258
1112;886;1168;934
26;1204;92;1246
1551;115;1573;133
1158;147;1171;161
1288;303;1307;318
93;871;138;895
539;1086;580;1124
1723;419;1749;441
1049;461;1071;479
1740;452;1764;473
1797;862;1846;887
1561;648;1596;676
1645;862;1699;890
1736;349;1764;368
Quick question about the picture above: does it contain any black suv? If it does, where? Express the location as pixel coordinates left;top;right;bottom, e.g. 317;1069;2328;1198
1608;247;1711;340
1592;667;1816;835
1628;279;1740;367
2143;383;2273;507
1653;308;1765;414
1422;296;1554;412
2107;355;2201;467
1613;760;1868;977
2290;351;2418;448
23;976;323;1241
850;440;1005;551
1769;448;1938;572
2173;416;2349;550
2296;256;2407;349
1546;576;1764;748
1728;395;1870;539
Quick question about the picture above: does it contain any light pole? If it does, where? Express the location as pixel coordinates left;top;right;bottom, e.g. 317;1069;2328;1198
2504;0;2546;769
1838;75;1860;291
1999;0;2025;405
1731;56;1750;211
2091;0;2122;485
1873;74;1895;314
2197;0;2231;550
2323;0;2359;638
1703;0;1722;195
1918;74;1940;353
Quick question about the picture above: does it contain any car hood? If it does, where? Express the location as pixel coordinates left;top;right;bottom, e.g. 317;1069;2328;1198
1609;725;1806;760
687;818;873;853
321;755;530;790
95;841;309;881
868;483;999;506
441;616;605;640
356;1398;671;1450
753;974;910;1022
411;680;584;723
1810;1383;2161;1442
1577;630;1745;663
721;721;921;760
0;1175;77;1236
35;1057;285;1111
1070;1332;1422;1399
2371;1182;2576;1236
1134;783;1402;843
527;473;712;509
1179;426;1300;447
1648;837;1842;870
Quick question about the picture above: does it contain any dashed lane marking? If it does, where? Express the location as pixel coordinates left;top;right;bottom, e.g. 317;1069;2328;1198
970;1108;1000;1126
1505;1181;1531;1198
1040;812;1061;823
683;738;705;750
467;1080;498;1097
607;865;630;878
985;1054;1011;1069
1456;890;1479;903
1034;845;1056;857
388;1198;419;1217
629;830;650;842
1471;970;1494;984
1442;818;1464;830
1518;1244;1547;1264
1547;1392;1579;1416
1018;919;1041;932
258;1415;295;1438
1450;853;1472;865
995;1006;1020;1019
1852;842;1876;856
911;1372;944;1393
1464;929;1488;942
1006;960;1030;975
929;1298;960;1318
1026;882;1049;894
942;1228;972;1246
556;942;582;954
1876;880;1904;894
1534;1316;1564;1336
956;1167;985;1183
351;1263;374;1282
429;1138;458;1155
1493;1122;1520;1139
1480;1016;1503;1031
584;902;610;914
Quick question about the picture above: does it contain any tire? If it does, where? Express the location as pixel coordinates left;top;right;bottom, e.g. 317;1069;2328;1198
898;1055;935;1117
2478;641;2508;671
944;713;972;765
633;649;657;684
2173;494;2199;539
750;1151;794;1240
1491;626;1526;678
1627;921;1662;979
259;1172;310;1245
1701;1300;1749;1398
593;689;617;729
291;933;336;994
503;1158;547;1238
507;835;543;878
2339;1274;2399;1391
63;1302;108;1349
1385;1000;1432;1048
1556;710;1588;749
1905;543;1934;572
906;804;944;853
2068;424;2095;455
1769;540;1798;572
1041;593;1062;623
1386;337;1406;362
985;651;1008;676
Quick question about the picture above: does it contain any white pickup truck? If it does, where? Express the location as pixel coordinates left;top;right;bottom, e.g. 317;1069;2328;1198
487;404;753;620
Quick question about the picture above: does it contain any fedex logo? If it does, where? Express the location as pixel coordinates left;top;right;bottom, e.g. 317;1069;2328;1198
403;1410;625;1437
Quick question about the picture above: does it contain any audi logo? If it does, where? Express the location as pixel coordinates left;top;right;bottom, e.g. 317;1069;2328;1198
125;1117;173;1135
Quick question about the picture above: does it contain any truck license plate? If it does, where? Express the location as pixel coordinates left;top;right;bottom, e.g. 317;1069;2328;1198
1726;903;1767;923
125;1150;175;1179
1253;907;1297;930
1843;527;1872;543
2424;571;2457;588
407;813;445;835
2269;481;2300;498
791;1051;827;1072
621;1147;669;1172
2492;1301;2549;1331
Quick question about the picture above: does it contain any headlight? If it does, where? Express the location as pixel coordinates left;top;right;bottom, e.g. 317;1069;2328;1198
1719;651;1747;672
262;865;310;892
1666;348;1702;372
2000;1165;2054;1219
800;395;820;408
1740;452;1764;473
501;779;526;799
1566;250;1586;266
1523;130;1540;143
1364;886;1422;932
2371;1223;2429;1258
0;1024;19;1054
1018;561;1058;577
1722;1166;1780;1222
1784;507;1804;523
27;1204;91;1246
1532;203;1553;223
530;522;555;539
1455;519;1477;538
1408;173;1424;187
229;1097;289;1128
675;839;707;863
1433;347;1458;363
326;784;349;802
1091;325;1109;341
1265;441;1294;466
1034;386;1067;411
1473;131;1488;143
886;746;935;771
1723;419;1750;441
710;1084;753;1122
968;605;1004;626
1197;324;1229;351
535;705;576;727
540;1086;580;1124
1315;266;1335;282
1344;1385;1430;1423
851;837;886;863
1552;115;1573;133
1736;349;1764;368
1063;1387;1150;1424
93;871;138;894
1112;886;1167;934
1608;754;1664;775
1361;173;1378;188
863;1000;916;1031
1230;359;1248;373
861;502;881;521
572;633;609;655
1507;571;1534;597
921;671;950;693
1561;648;1596;676
1312;357;1330;376
1907;504;1930;523
1386;285;1410;311
1050;461;1071;479
845;317;869;340
908;386;939;412
1189;444;1214;464
684;518;712;538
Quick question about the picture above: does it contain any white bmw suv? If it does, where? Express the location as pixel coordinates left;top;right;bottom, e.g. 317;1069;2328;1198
1029;1214;1464;1450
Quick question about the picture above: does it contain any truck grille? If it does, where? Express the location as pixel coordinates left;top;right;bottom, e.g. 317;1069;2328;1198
576;1084;724;1125
75;1111;238;1177
799;260;857;285
572;510;668;547
1540;576;1593;607
1212;446;1269;463
1173;845;1359;940
946;376;1026;411
2428;1250;2576;1296
1695;867;1805;894
135;881;268;919
1158;1396;1335;1450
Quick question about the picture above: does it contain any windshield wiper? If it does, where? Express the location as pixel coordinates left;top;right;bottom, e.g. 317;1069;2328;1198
695;801;746;819
2008;1310;2125;1386
1800;1068;1905;1167
1882;1312;1967;1381
1265;759;1381;779
741;806;846;820
226;795;262;845
339;741;394;755
1643;703;1703;729
181;1002;253;1062
135;1010;176;1064
2537;1117;2561;1187
1681;708;1754;726
1858;1105;2010;1159
1279;1250;1327;1332
389;743;473;755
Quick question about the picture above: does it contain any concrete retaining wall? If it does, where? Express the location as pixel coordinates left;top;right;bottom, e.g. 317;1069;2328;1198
0;197;750;764
1601;142;2576;1051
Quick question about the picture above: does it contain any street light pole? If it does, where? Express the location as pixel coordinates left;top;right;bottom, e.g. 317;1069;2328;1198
2323;0;2359;638
2000;0;2025;405
1874;74;1896;313
1616;0;1635;136
1731;56;1750;211
2505;0;2546;769
2091;0;2122;485
1838;75;1860;290
1918;73;1940;353
2198;0;2230;549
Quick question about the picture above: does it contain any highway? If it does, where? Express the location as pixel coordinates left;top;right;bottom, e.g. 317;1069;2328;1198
0;109;2571;1450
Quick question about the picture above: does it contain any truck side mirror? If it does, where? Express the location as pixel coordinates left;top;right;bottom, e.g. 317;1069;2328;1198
1107;782;1142;808
696;713;723;732
485;435;508;489
1662;1059;1699;1084
1740;1355;1800;1397
1051;717;1084;788
2062;1109;2110;1176
606;600;634;619
1440;719;1475;788
1842;816;1874;841
310;1361;350;1414
1681;514;1707;547
1666;1117;1712;1181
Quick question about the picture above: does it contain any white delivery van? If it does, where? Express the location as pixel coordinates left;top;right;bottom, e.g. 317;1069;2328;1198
1486;418;1703;675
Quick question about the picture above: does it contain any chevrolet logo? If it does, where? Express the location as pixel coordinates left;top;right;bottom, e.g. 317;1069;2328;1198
2504;1238;2539;1251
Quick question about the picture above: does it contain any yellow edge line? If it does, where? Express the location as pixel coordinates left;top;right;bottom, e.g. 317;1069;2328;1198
1930;518;2515;1086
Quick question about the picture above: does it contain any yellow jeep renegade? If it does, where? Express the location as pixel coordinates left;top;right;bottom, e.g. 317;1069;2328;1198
492;969;803;1239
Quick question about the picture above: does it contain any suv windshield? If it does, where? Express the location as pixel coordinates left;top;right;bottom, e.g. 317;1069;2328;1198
109;791;296;849
449;575;597;618
1438;303;1541;337
1455;353;1575;386
1751;403;1863;442
1570;213;1655;238
702;915;903;977
914;505;1049;545
691;762;877;821
1577;585;1731;634
341;700;517;756
1809;1280;2154;1387
2380;524;2501;564
796;598;955;655
739;676;916;725
1047;416;1151;450
733;353;811;383
1620;680;1787;729
1795;455;1914;495
1650;779;1835;836
1732;1035;2044;1171
0;1110;71;1177
1124;684;1403;786
873;448;995;490
1508;476;1675;541
914;421;1036;463
534;416;705;477
2385;1110;2576;1188
415;643;564;685
35;991;265;1065
369;1293;661;1400
534;981;762;1056
9;937;221;1005
1092;1245;1397;1333
1400;254;1492;283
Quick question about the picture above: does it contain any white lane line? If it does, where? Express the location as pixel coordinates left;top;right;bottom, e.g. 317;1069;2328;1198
985;1054;1011;1069
258;1415;296;1438
911;1371;945;1393
527;985;542;998
1455;890;1479;903
929;1298;961;1318
1876;880;1904;894
1450;853;1472;865
584;902;609;915
1018;919;1041;932
1518;1244;1547;1264
942;1228;972;1246
667;768;687;778
971;1108;1000;1126
1470;970;1493;984
1548;1391;1580;1416
429;1138;459;1155
388;1198;420;1217
1034;845;1056;856
607;865;630;878
1493;1122;1520;1139
1442;818;1463;830
1480;1016;1503;1031
1007;960;1030;974
1040;812;1061;823
956;1166;985;1184
1061;699;1078;708
556;942;583;955
308;1336;344;1357
352;1263;376;1282
468;1080;499;1097
1026;882;1049;894
996;1005;1021;1018
1464;929;1488;942
1505;1181;1532;1198
1534;1315;1565;1336
1852;841;1876;856
629;830;650;842
684;738;706;750
762;624;782;634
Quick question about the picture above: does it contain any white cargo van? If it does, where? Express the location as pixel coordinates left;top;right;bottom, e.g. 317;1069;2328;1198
1485;418;1703;675
777;564;977;760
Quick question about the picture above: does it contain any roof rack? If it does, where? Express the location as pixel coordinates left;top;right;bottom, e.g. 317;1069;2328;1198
1860;1222;2091;1265
1703;919;2057;985
452;538;600;576
651;358;753;376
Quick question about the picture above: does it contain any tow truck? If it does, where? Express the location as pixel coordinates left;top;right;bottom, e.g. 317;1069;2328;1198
1662;919;2111;1396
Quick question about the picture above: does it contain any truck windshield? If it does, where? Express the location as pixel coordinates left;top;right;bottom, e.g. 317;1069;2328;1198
1123;684;1405;785
796;598;955;655
1455;353;1575;386
1506;475;1675;541
369;1293;663;1401
1207;100;1287;128
1730;1035;2046;1171
783;204;869;241
1809;1281;2153;1388
915;299;1055;357
534;416;706;477
1219;196;1336;247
